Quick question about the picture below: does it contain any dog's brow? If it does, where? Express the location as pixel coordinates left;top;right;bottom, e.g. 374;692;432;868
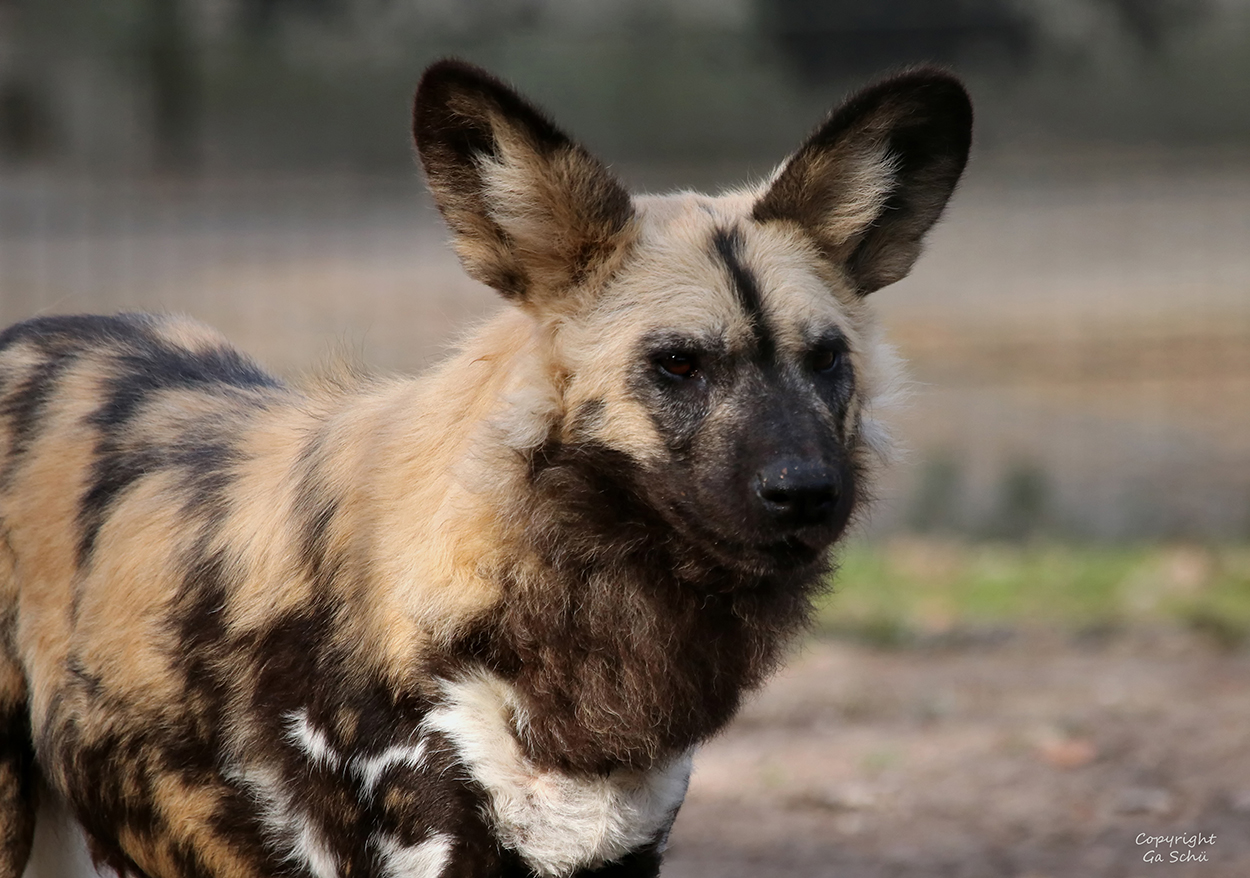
710;226;776;360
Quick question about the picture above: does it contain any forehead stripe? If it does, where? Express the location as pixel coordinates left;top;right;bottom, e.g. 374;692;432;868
711;226;775;358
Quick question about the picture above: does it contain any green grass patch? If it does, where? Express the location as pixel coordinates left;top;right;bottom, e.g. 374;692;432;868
818;540;1250;647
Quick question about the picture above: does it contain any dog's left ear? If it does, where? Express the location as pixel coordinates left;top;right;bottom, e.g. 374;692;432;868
414;59;634;305
754;69;972;295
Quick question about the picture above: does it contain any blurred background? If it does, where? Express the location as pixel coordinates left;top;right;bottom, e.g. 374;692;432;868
5;2;1250;876
3;0;1248;544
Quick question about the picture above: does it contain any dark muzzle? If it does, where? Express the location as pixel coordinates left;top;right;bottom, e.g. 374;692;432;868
753;457;842;529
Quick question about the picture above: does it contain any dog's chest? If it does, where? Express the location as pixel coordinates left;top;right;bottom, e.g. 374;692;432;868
268;671;691;878
424;672;693;877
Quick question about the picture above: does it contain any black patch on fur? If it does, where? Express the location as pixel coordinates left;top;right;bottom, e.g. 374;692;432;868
176;546;234;657
75;320;279;568
631;331;723;456
75;436;243;572
0;702;38;875
572;844;665;877
173;440;241;521
0;315;142;490
292;431;349;594
711;226;775;359
244;606;338;722
0;314;150;353
568;398;606;438
497;437;824;774
91;329;278;433
75;446;164;568
0;356;73;490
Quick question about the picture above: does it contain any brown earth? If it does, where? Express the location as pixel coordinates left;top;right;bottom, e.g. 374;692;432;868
661;631;1250;878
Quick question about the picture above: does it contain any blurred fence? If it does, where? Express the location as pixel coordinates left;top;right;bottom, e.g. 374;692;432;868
2;2;1249;542
3;146;1248;542
873;148;1250;541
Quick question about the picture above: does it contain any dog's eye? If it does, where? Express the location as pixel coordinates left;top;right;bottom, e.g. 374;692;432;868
810;348;843;374
657;353;699;379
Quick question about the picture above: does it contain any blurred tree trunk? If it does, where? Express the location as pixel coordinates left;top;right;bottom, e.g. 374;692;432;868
142;0;201;172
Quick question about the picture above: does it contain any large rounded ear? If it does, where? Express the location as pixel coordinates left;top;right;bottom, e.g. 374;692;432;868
413;59;634;304
753;69;972;295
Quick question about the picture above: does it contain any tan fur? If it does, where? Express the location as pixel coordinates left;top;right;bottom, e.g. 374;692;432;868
0;60;969;878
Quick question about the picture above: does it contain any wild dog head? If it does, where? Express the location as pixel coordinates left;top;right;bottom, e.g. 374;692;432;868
415;60;971;577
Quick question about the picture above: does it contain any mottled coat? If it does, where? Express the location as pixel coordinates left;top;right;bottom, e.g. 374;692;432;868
0;60;971;878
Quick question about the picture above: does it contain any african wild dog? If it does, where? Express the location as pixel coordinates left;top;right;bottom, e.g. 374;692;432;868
0;60;970;877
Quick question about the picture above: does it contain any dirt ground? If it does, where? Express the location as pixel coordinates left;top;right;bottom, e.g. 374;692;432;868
660;630;1250;878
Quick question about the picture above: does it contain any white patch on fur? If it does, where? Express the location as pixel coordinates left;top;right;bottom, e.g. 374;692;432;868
230;764;340;878
284;709;428;795
375;832;454;878
855;326;910;467
286;708;341;769
353;740;429;794
496;383;562;453
292;820;340;878
425;671;693;878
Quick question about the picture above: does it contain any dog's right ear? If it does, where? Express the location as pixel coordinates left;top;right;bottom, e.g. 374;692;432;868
414;59;634;305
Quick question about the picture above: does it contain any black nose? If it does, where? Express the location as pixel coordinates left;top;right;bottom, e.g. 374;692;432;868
754;459;840;527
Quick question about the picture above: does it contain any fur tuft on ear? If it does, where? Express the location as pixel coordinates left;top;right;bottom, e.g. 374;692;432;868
753;68;972;295
414;59;635;304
